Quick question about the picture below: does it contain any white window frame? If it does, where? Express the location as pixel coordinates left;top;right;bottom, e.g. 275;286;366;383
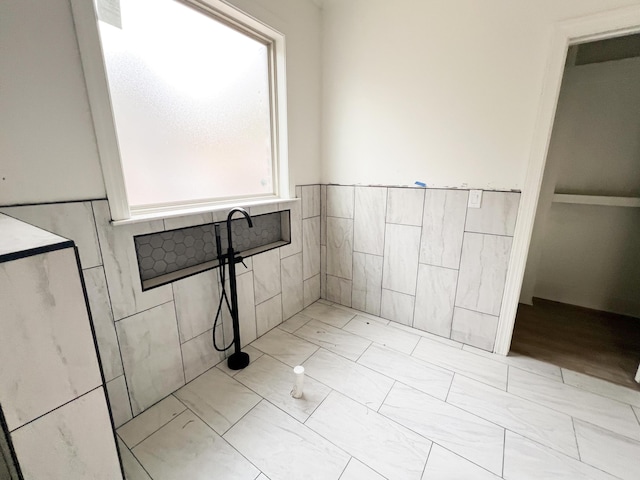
71;0;289;222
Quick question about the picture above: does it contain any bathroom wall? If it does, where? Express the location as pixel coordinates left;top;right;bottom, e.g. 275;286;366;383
0;186;319;425
321;185;520;351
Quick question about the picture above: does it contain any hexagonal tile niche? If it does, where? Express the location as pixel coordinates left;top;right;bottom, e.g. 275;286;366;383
134;212;284;283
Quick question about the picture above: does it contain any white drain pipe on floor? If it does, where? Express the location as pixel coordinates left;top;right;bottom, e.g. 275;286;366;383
291;365;305;398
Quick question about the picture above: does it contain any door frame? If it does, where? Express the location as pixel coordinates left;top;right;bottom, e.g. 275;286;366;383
494;5;640;355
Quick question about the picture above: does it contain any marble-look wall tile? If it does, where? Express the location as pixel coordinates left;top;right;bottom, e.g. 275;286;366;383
11;388;122;480
320;244;327;299
93;201;173;320
116;302;185;415
326;185;354;218
382;223;421;295
106;375;133;428
0;248;102;431
182;329;224;383
320;185;327;246
326;275;352;307
253;248;281;305
84;266;124;382
420;189;468;269
221;272;257;349
455;233;512;316
256;294;283;337
353;186;387;256
281;253;303;319
386;188;425;226
163;212;213;230
326;217;353;280
413;264;457;337
465;191;520;236
352;252;383;316
303;274;321;308
380;289;415;326
280;191;302;259
173;270;219;343
303;216;320;280
302;185;320;219
117;395;186;448
0;201;102;268
451;307;499;351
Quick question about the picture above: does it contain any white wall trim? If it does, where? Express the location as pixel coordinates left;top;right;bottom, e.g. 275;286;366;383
494;5;640;355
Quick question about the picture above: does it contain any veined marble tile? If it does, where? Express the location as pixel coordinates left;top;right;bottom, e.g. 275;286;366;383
11;388;121;480
448;375;579;458
253;248;281;305
250;327;318;367
575;419;640;480
326;274;352;306
249;203;280;216
301;301;356;328
0;248;102;431
382;223;421;295
380;289;415;326
256;294;283;337
327;185;355;218
321;185;327;246
281;252;303;319
422;444;501;480
320;245;327;299
279;312;313;333
163;212;213;230
294;319;371;361
221;271;257;348
133;410;258;480
413;264;457;338
358;344;452;400
0;214;67;255
387;322;464;349
420;189;468;270
307;391;431;480
216;345;263;377
412;337;508;390
386;188;425;226
224;400;349;480
352;252;383;316
280;191;302;259
117;395;186;448
302;185;320;218
503;430;618;480
1;201;102;268
303;274;321;308
303;216;321;280
344;315;419;354
354;186;386;256
118;438;151;480
341;458;386;480
465;191;519;236
303;349;393;410
508;368;640;441
381;383;504;475
234;354;331;422
106;375;133;428
116;302;185;415
173;269;219;343
181;329;225;383
462;345;562;381
174;367;260;435
326;216;353;279
455;232;512;316
331;304;389;324
561;369;640;408
451;307;499;351
84;266;124;382
92;201;173;320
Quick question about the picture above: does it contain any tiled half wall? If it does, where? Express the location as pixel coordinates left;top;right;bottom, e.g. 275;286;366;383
320;185;520;352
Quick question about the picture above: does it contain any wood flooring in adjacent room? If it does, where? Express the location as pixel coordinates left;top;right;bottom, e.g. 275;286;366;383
511;298;640;391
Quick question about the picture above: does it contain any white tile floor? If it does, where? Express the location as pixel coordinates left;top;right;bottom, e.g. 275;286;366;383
116;301;640;480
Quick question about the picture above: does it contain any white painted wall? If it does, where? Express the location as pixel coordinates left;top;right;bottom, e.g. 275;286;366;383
320;0;640;188
0;0;321;206
523;57;640;317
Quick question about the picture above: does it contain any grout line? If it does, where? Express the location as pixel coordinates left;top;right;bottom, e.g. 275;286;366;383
113;299;175;323
417;260;460;271
337;456;353;480
420;442;433;479
411;189;427;330
171;299;187;386
571;417;581;461
444;373;455;403
501;428;506;478
122;396;188;449
378;380;396;412
119;433;156;480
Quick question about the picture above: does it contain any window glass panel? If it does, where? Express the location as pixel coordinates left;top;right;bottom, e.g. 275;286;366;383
97;0;273;208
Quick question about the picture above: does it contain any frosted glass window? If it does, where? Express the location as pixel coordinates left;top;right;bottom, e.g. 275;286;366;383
97;0;274;209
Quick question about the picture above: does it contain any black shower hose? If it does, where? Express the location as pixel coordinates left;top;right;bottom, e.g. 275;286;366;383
212;253;235;352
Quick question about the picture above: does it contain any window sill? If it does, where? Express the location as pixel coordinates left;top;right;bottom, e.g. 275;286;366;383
110;197;297;226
